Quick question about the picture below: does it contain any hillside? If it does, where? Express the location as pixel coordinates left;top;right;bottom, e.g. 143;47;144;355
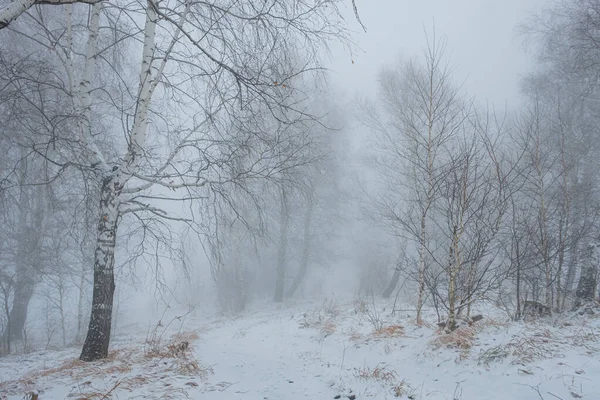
1;300;599;400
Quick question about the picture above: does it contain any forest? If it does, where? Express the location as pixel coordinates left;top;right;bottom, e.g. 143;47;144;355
1;0;600;399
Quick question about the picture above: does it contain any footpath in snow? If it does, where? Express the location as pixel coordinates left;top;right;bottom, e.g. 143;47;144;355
1;300;599;399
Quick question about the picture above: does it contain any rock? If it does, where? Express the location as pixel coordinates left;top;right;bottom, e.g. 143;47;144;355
471;314;483;323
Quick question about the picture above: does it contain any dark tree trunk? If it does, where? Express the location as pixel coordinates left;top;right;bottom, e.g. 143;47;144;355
382;261;401;299
574;243;598;308
2;181;46;350
274;188;290;303
575;265;597;304
80;178;119;361
287;199;313;298
3;276;35;345
515;237;522;320
564;173;581;308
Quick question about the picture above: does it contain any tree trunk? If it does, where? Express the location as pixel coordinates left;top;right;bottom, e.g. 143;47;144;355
416;212;427;324
574;265;596;304
563;231;579;309
465;261;477;318
2;179;45;349
75;267;87;343
58;280;67;347
515;238;522;320
3;273;35;347
287;199;313;298
574;244;597;308
382;261;401;299
273;187;290;303
447;225;458;331
556;216;566;311
80;178;119;361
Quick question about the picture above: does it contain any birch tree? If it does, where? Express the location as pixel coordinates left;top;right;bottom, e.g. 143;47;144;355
431;118;510;329
1;0;352;360
361;34;465;323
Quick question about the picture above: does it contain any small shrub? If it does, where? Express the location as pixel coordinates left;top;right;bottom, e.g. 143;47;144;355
364;301;384;331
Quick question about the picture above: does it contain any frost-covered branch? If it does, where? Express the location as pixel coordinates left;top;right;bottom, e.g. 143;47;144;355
0;0;102;29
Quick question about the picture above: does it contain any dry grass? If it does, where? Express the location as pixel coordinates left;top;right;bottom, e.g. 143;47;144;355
431;325;479;361
145;330;198;359
348;329;364;343
171;331;200;343
66;381;121;400
144;333;213;378
353;297;368;314
507;328;561;364
320;321;337;336
321;298;341;318
142;328;213;378
121;374;152;390
393;381;411;398
483;317;510;328
35;358;87;378
173;359;213;377
4;326;209;398
432;326;476;350
478;327;563;366
374;325;404;338
298;301;340;337
355;363;399;384
104;363;132;375
567;324;599;350
354;364;412;398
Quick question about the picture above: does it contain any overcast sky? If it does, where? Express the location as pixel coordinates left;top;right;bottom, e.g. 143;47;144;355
329;0;548;108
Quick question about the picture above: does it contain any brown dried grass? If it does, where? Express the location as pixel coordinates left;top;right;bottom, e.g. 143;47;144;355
478;327;564;366
432;326;476;350
354;363;412;398
35;358;87;378
173;359;214;378
6;328;207;397
374;325;404;338
431;325;480;361
483;317;510;328
320;321;337;336
348;329;364;343
355;363;398;384
171;331;200;343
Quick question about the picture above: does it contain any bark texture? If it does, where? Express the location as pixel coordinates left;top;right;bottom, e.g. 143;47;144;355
79;178;119;361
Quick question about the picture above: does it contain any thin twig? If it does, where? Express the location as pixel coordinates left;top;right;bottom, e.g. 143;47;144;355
100;381;120;400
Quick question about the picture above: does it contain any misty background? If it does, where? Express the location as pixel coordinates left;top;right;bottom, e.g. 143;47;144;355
1;0;598;362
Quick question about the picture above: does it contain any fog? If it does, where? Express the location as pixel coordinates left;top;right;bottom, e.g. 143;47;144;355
332;1;546;104
2;1;600;394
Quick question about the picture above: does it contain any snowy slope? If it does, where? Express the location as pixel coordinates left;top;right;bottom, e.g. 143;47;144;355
1;300;599;399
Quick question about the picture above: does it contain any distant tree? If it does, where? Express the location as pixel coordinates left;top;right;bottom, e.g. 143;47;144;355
361;34;466;323
520;0;600;311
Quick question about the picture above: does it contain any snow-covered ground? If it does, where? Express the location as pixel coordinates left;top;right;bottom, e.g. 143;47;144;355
1;299;599;399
